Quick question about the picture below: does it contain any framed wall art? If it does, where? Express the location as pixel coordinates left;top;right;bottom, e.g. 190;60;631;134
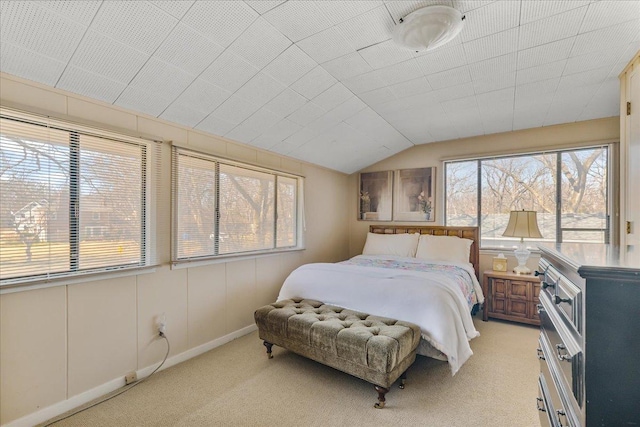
393;167;435;222
358;171;393;221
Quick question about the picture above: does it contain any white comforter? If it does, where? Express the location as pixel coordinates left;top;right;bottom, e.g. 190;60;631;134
277;255;482;375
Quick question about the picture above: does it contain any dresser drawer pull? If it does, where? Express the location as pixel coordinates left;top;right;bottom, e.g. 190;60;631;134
536;304;544;314
536;397;546;412
555;344;571;361
553;295;571;305
556;409;569;427
536;348;545;360
541;280;556;290
535;265;549;278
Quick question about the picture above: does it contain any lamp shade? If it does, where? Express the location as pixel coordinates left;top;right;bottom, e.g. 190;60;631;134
392;5;465;52
502;210;543;239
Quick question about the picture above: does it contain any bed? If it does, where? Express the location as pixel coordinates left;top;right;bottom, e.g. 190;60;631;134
277;225;484;375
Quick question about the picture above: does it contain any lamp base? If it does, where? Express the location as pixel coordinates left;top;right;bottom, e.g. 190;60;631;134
512;264;531;275
513;243;531;275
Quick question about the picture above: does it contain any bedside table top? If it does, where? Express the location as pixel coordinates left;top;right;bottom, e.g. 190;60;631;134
483;269;541;281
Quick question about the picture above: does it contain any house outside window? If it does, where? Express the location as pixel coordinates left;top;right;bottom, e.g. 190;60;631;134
444;146;610;249
0;109;158;286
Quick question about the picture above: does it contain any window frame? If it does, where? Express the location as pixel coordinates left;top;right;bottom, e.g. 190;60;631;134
444;145;612;249
0;109;159;288
171;146;304;265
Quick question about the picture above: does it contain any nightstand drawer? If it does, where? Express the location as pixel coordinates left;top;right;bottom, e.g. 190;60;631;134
507;299;528;319
507;279;530;300
493;278;507;298
529;301;540;322
492;297;506;314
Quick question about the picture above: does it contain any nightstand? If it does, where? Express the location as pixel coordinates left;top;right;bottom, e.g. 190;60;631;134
482;270;540;326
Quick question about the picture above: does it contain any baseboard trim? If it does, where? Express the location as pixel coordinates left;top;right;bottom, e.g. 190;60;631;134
137;324;257;378
2;325;258;427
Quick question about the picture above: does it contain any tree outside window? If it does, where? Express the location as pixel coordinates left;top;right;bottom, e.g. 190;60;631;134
445;146;609;248
0;113;152;284
173;148;300;261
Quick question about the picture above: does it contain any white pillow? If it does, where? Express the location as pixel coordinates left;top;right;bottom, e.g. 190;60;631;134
362;232;419;258
415;234;473;264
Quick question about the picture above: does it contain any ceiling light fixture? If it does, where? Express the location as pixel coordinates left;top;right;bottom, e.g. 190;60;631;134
392;5;465;52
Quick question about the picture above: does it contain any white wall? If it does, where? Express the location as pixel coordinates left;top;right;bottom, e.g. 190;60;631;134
0;73;350;426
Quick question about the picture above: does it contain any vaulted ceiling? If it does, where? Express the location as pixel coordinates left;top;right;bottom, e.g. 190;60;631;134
1;1;638;173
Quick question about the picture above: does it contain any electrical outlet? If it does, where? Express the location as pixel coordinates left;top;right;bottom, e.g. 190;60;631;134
158;313;167;336
125;372;137;385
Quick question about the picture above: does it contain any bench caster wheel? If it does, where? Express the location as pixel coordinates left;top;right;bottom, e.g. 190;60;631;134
399;370;407;389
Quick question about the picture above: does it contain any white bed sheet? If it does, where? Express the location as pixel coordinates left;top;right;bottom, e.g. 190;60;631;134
277;255;484;375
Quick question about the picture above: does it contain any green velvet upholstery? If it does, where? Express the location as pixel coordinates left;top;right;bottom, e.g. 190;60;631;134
254;298;421;390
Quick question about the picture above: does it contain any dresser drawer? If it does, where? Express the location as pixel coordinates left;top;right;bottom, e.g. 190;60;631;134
538;259;583;335
538;327;582;427
538;336;562;427
540;293;584;422
538;374;558;427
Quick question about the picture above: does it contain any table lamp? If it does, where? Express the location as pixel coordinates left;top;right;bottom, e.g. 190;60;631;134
502;210;543;274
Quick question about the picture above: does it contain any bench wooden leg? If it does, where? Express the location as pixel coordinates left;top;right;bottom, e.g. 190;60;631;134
374;385;389;409
399;370;407;389
263;341;273;359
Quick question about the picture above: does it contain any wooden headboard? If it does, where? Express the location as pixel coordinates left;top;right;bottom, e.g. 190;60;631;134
369;225;480;280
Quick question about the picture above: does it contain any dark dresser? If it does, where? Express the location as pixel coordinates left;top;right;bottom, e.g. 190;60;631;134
536;244;640;426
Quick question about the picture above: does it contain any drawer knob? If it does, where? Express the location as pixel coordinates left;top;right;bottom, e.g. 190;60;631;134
536;397;546;412
541;280;556;289
553;295;571;305
536;347;545;360
556;344;571;361
535;266;549;279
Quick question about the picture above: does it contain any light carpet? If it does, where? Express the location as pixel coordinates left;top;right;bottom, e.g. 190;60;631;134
44;317;540;427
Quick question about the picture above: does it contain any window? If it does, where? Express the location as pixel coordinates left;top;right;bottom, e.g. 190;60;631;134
444;146;609;248
0;110;158;286
172;147;301;262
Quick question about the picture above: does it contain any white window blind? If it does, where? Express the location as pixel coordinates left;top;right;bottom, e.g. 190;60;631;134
175;152;217;259
172;147;301;262
0;110;159;286
277;176;297;248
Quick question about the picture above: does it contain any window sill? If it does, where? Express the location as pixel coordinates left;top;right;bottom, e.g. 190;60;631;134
171;247;306;269
480;248;542;256
0;265;158;294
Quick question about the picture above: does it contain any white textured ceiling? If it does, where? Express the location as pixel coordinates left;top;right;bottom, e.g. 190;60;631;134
1;1;638;173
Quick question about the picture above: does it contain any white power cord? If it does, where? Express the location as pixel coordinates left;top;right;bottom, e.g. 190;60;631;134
44;332;171;426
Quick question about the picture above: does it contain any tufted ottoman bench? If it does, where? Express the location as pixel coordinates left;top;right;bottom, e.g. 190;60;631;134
254;298;421;408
